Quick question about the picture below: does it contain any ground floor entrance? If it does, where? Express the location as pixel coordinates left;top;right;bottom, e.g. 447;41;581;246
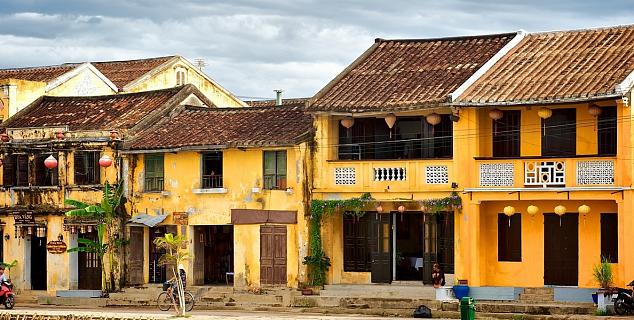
30;234;47;290
78;230;102;290
193;225;233;285
544;213;579;286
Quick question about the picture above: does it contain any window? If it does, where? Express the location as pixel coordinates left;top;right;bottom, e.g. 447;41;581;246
74;151;100;185
144;154;164;192
542;108;576;157
492;110;520;157
176;69;187;86
263;151;286;190
338;116;453;160
201;152;223;188
598;106;617;155
498;213;521;261
600;213;618;263
2;154;28;187
343;214;371;272
35;154;59;186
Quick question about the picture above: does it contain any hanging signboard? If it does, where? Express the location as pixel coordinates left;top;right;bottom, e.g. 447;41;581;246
46;241;68;254
172;212;188;225
13;211;34;225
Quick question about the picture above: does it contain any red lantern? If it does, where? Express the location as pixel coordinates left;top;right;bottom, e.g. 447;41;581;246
55;131;65;140
99;155;113;168
375;205;384;213
0;133;9;143
397;205;406;213
44;155;58;169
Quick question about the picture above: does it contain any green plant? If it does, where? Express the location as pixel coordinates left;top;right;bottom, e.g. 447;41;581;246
593;257;613;289
594;309;609;316
419;191;462;214
0;260;17;279
154;233;189;316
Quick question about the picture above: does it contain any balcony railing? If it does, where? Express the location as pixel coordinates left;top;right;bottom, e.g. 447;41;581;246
477;157;616;188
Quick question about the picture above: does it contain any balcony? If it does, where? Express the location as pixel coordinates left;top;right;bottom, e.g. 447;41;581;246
476;156;617;189
319;159;454;192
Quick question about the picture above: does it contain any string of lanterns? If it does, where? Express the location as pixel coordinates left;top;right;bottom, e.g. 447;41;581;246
502;204;591;227
339;112;444;138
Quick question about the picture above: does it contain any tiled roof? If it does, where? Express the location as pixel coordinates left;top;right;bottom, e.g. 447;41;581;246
458;25;634;105
92;56;175;88
3;85;198;131
126;106;313;150
0;64;77;82
245;98;308;108
309;33;517;113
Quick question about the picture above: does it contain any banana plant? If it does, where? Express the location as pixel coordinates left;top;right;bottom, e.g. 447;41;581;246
0;260;17;280
154;233;189;316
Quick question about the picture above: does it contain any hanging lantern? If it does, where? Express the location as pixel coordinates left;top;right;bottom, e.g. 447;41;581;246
87;225;93;233
554;205;566;216
588;105;602;117
538;107;553;119
36;227;46;238
0;133;10;143
99;155;113;168
384;113;397;128
340;117;355;129
44;155;58;169
578;204;591;215
55;131;65;140
80;226;86;234
27;227;33;236
503;206;515;217
70;226;77;234
527;205;539;216
110;130;119;140
426;113;442;126
488;109;503;121
375;205;384;213
398;205;406;213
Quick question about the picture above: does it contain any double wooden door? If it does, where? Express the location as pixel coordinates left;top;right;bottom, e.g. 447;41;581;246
78;231;102;290
371;214;392;283
544;213;579;286
260;225;287;285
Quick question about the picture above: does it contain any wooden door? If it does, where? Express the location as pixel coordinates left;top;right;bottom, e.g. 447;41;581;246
78;231;102;290
128;227;144;285
260;225;287;285
544;213;578;286
193;227;205;285
422;215;438;284
542;108;576;157
370;214;391;283
31;235;47;290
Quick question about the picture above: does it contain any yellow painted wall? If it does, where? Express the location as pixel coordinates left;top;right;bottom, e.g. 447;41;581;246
47;69;116;97
127;145;310;288
0;79;46;120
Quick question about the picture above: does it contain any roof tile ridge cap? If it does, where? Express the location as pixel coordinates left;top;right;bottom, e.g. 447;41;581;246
91;55;177;65
530;23;634;36
375;31;519;43
37;86;180;101
0;63;78;72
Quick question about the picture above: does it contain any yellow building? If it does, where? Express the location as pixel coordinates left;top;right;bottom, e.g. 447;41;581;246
0;85;212;293
0;56;245;121
122;100;312;289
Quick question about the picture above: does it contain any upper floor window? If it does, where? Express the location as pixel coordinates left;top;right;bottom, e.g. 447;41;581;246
201;152;223;188
263;151;287;190
144;154;164;192
35;153;58;186
338;115;452;160
74;151;100;185
492;110;520;157
542;108;576;157
2;154;29;187
598;106;617;155
175;68;187;86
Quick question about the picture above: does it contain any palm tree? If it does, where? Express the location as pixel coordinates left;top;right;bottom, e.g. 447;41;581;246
65;182;124;292
154;233;189;316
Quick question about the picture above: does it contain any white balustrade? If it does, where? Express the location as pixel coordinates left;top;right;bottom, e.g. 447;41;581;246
373;167;407;181
524;161;565;187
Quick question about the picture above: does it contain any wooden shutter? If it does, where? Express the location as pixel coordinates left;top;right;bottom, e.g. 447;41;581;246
343;214;370;272
600;213;618;263
276;151;287;189
74;152;86;185
16;155;29;186
260;225;287;285
498;213;521;262
128;227;144;285
3;155;16;187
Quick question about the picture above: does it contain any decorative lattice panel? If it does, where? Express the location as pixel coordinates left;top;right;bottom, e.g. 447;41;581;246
425;166;449;184
334;167;356;185
525;161;565;187
576;160;614;185
479;163;514;187
373;167;407;181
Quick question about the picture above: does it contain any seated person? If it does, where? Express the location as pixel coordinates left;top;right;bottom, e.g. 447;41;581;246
431;263;445;288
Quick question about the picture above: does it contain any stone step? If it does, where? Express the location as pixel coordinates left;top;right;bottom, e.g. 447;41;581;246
472;301;595;315
322;284;435;299
518;292;555;302
522;287;554;295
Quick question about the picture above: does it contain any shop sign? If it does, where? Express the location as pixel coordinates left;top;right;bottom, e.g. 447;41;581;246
46;241;68;254
172;212;188;225
13;211;34;224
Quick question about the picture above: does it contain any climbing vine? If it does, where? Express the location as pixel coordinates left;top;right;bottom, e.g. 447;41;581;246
419;191;462;214
303;193;373;287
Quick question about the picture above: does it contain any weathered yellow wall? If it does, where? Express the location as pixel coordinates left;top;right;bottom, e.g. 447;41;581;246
47;69;116;97
128;145;309;288
0;79;46;120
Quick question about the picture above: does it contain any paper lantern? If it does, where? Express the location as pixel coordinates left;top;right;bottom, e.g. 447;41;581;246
340;117;355;129
578;204;591;215
375;205;384;213
0;159;3;167
503;206;515;217
588;105;602;117
44;155;58;169
110;130;119;140
488;109;503;121
55;131;65;140
384;113;397;129
527;205;539;216
397;205;406;213
426;113;441;126
538;107;553;119
99;155;113;168
554;205;566;216
0;134;9;143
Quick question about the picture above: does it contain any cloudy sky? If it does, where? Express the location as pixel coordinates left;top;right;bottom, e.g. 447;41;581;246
0;1;632;100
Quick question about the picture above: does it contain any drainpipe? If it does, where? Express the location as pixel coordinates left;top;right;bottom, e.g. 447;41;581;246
274;89;283;106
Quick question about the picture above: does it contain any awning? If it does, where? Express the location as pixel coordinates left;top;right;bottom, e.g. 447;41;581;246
127;214;168;227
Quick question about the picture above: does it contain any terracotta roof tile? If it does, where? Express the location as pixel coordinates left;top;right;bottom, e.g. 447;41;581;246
126;106;313;150
0;64;77;82
2;86;188;131
309;33;517;113
245;98;308;108
92;56;175;88
458;25;634;105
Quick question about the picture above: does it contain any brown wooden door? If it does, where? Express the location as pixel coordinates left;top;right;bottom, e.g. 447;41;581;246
193;226;205;285
260;225;287;285
370;214;392;283
544;213;578;286
128;227;144;285
78;231;102;290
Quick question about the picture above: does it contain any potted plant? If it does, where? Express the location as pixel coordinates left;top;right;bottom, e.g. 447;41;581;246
453;279;470;300
593;257;613;312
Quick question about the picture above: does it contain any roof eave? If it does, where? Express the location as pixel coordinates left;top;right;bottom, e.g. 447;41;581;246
454;94;623;107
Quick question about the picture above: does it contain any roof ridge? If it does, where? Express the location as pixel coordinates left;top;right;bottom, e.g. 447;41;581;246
0;63;79;72
374;31;518;43
183;105;303;112
40;85;187;101
90;55;177;64
529;23;634;36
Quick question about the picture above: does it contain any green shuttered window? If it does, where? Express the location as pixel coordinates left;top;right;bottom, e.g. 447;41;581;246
144;154;164;192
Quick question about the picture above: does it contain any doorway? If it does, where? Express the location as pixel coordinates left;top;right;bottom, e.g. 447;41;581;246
30;234;47;290
78;230;102;290
260;225;287;285
371;214;392;283
149;227;168;283
395;213;423;281
193;226;233;284
544;213;578;286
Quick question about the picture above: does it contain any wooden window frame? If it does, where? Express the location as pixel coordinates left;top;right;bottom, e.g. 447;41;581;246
144;154;164;192
201;151;223;189
498;213;521;262
74;151;101;185
35;153;59;186
263;150;287;190
598;106;617;156
600;213;618;263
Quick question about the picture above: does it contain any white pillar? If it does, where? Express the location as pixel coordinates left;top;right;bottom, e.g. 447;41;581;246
68;234;78;290
23;238;31;290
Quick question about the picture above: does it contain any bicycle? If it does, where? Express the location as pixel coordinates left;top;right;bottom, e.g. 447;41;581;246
157;281;194;312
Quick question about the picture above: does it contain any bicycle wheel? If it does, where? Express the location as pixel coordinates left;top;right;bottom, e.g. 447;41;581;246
184;291;195;312
157;292;172;311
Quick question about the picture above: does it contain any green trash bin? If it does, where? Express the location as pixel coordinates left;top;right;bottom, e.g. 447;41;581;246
460;296;475;320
